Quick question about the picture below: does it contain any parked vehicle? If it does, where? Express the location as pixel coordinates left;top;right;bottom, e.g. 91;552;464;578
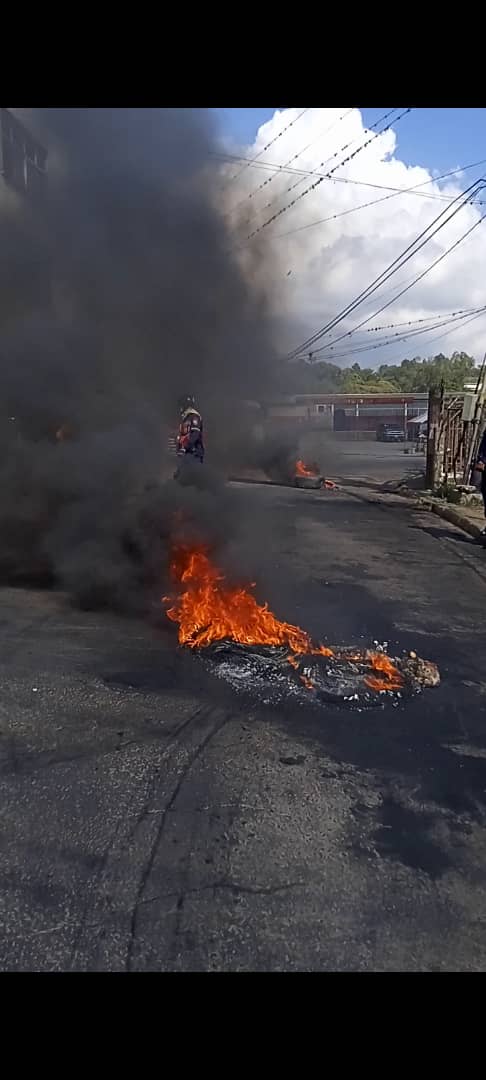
376;424;406;443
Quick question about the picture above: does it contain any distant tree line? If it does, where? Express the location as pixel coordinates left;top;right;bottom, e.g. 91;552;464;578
283;351;478;395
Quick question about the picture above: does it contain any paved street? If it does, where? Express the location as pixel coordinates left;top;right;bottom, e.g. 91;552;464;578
1;480;486;970
300;431;424;485
334;441;424;484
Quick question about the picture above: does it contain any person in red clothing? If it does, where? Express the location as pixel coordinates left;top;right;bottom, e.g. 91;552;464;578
176;396;204;463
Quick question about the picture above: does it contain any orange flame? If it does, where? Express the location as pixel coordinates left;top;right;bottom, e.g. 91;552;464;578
296;459;318;478
165;547;333;656
300;674;316;691
363;651;404;692
164;546;404;693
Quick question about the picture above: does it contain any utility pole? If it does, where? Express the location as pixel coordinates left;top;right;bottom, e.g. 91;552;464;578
425;382;443;491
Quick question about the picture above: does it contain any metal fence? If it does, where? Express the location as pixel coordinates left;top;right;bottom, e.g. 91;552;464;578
426;360;486;488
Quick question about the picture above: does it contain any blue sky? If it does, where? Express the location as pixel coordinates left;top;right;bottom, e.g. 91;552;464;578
213;108;486;174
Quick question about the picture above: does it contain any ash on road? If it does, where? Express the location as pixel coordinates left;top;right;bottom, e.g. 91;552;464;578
1;482;486;971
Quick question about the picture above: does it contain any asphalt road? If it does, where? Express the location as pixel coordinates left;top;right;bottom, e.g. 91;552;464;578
334;441;424;484
300;431;424;485
1;481;486;971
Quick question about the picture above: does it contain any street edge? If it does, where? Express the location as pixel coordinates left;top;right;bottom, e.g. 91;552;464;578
342;483;485;542
228;474;485;542
397;486;484;540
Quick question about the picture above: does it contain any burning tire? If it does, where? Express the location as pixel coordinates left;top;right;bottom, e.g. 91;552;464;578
163;546;440;709
294;475;324;490
200;641;439;708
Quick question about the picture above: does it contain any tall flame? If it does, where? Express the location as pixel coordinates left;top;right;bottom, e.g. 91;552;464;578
165;547;333;655
164;546;404;693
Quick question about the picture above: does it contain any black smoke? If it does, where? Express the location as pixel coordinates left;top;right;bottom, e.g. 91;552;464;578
0;108;279;610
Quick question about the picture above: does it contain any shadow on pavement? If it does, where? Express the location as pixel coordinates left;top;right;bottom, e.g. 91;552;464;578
337;469;425;495
410;524;477;546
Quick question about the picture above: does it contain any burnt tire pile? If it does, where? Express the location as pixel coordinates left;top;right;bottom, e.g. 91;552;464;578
294;475;324;490
199;641;439;710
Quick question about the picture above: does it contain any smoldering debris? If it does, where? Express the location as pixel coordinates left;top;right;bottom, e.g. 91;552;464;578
0;108;281;609
199;642;440;710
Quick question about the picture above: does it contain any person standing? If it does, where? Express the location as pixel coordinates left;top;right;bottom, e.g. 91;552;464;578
475;426;486;537
176;395;204;462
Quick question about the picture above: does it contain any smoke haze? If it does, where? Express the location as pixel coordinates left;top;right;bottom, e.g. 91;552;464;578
0;108;284;610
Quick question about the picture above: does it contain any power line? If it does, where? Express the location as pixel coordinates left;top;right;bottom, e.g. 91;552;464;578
317;307;486;361
285;200;486;336
216;110;436;218
268;159;486;241
331;308;486;362
411;307;486;351
217;151;486;206
246;109;411;241
256;107;404;220
311;208;486;360
327;313;483;356
223;108;310;185
321;308;486;354
287;179;485;358
291;188;482;356
341;307;482;337
228;108;354;217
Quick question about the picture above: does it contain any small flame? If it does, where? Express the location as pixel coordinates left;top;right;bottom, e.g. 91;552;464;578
296;459;318;478
364;651;404;692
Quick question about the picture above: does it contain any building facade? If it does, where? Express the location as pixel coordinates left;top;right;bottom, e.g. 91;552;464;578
0;108;47;201
264;393;429;436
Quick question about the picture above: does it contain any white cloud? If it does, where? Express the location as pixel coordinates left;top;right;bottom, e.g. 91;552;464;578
223;108;486;366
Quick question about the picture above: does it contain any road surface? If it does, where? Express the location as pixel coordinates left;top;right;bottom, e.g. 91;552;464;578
1;481;486;970
300;431;424;485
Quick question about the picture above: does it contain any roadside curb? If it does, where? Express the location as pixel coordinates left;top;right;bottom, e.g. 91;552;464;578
393;484;484;540
228;476;286;487
229;475;485;542
228;476;339;493
412;497;483;540
341;482;485;542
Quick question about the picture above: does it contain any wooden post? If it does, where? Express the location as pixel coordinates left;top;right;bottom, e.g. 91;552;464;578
463;352;486;484
425;385;442;491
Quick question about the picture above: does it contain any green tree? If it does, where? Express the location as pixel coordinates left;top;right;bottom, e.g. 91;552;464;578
283;351;478;396
350;352;477;393
341;364;401;393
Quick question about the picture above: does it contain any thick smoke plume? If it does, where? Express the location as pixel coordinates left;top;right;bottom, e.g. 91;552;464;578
0;108;280;611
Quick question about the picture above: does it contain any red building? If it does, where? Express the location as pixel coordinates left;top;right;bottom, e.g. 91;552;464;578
264;393;429;435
